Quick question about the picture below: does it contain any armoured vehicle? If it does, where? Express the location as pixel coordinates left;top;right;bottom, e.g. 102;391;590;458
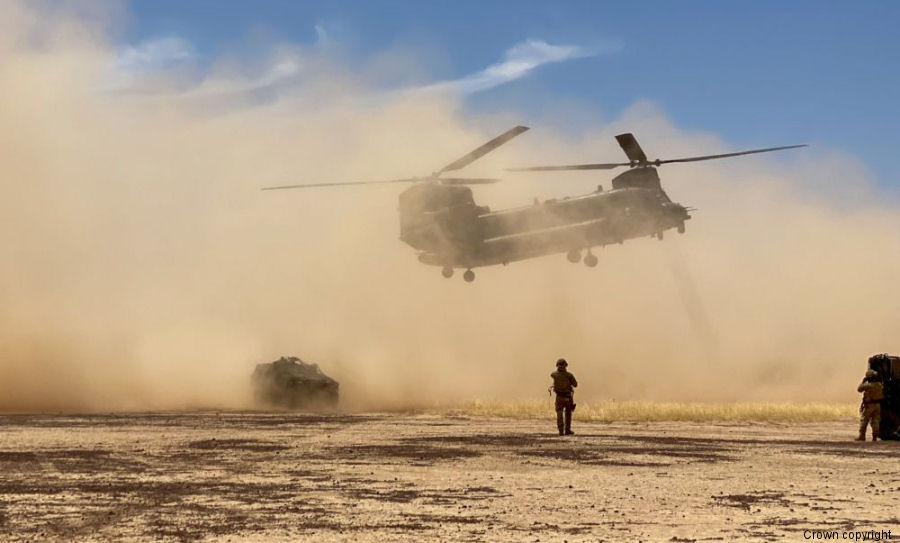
866;353;900;439
251;356;339;409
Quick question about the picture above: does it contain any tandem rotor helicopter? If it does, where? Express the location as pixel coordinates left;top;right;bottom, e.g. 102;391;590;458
264;126;805;282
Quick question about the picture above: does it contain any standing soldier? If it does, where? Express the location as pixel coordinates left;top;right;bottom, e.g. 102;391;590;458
857;369;884;442
550;358;578;436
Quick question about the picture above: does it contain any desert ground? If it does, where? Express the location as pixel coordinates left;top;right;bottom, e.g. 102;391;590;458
1;412;898;542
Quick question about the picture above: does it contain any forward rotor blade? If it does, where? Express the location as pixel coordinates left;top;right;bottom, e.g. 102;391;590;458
615;133;648;163
439;177;502;185
438;125;530;174
656;144;808;165
507;162;630;172
261;177;422;190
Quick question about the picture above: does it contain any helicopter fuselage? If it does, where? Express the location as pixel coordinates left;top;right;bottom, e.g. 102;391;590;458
400;167;691;270
265;127;801;281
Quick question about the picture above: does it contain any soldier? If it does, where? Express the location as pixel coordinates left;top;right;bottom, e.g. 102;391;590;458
857;369;884;442
550;358;578;436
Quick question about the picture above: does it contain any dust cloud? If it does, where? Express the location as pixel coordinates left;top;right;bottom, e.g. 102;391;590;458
1;1;898;412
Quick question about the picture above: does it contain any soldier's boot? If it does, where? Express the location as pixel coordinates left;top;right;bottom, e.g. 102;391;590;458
564;409;574;435
872;434;878;442
856;420;868;441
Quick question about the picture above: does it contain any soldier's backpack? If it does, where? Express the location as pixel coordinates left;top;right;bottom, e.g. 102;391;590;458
552;371;575;395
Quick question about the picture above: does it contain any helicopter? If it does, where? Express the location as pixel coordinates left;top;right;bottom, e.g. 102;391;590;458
264;127;805;282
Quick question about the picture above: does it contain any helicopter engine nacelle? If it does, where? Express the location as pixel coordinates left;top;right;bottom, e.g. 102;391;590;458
611;167;663;191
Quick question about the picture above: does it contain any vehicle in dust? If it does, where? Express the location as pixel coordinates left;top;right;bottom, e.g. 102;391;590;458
264;127;804;282
251;356;339;409
866;353;900;439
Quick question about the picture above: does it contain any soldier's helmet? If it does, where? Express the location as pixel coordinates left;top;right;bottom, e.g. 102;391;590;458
556;358;568;368
866;369;878;379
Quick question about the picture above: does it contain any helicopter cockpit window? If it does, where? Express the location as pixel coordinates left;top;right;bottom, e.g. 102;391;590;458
450;188;475;207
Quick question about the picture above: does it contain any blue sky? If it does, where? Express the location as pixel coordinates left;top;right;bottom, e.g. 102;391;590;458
124;0;899;184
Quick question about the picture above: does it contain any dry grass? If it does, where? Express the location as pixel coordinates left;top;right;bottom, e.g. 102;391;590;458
414;399;857;423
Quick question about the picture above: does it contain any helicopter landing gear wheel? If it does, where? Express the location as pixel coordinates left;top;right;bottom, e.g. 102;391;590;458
584;252;598;268
677;223;686;234
566;249;582;263
463;269;475;283
441;266;454;278
656;231;664;240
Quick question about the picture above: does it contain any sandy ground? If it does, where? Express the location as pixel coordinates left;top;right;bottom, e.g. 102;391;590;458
0;412;898;542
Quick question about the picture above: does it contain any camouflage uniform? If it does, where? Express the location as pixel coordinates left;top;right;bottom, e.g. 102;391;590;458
857;370;884;441
551;359;578;436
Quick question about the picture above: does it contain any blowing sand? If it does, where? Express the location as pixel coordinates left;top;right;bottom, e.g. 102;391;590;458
421;399;859;423
1;411;897;542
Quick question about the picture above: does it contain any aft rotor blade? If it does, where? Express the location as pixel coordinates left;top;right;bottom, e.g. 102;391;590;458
507;143;808;172
261;177;421;190
439;177;502;185
615;133;648;163
656;144;808;165
438;125;530;174
506;162;631;172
